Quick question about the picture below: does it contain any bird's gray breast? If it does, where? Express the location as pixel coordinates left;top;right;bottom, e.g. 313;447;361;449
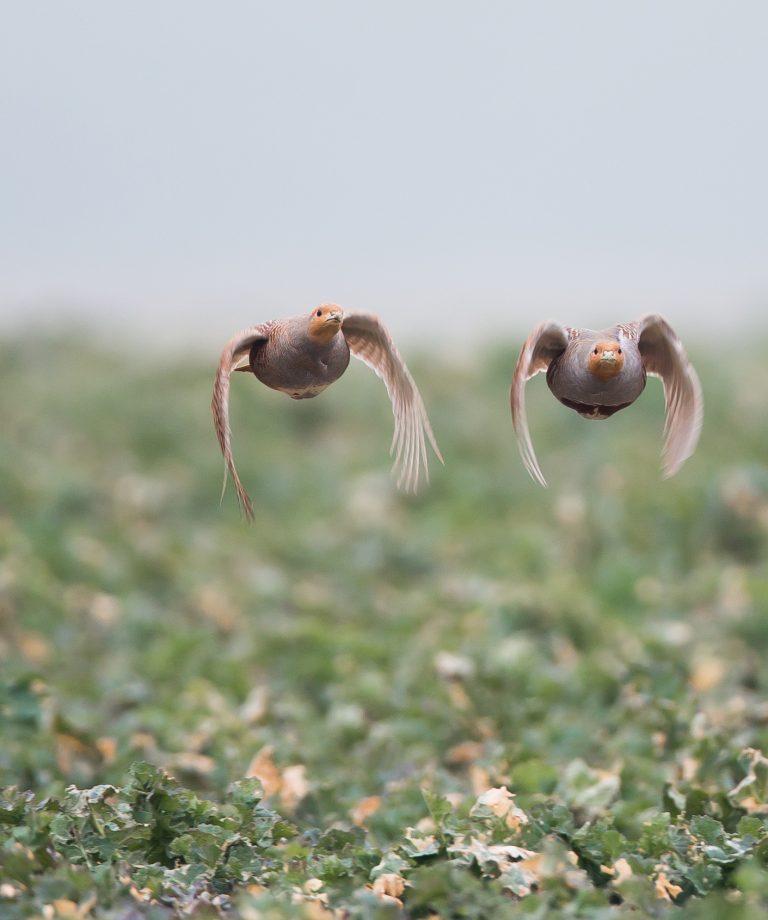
547;341;646;419
250;332;350;399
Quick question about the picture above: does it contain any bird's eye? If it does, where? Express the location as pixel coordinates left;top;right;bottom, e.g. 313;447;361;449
316;310;322;317
617;348;622;354
593;348;599;355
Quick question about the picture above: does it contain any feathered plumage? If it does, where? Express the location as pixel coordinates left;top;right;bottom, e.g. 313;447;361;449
212;304;442;519
511;314;703;486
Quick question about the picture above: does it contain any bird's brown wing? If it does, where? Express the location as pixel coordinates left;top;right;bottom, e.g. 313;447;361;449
630;314;703;478
211;323;272;520
342;312;443;493
510;321;570;487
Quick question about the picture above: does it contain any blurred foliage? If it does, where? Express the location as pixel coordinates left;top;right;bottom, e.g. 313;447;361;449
1;332;768;916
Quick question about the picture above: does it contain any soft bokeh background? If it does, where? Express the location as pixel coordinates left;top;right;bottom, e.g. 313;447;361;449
4;4;768;917
2;0;768;346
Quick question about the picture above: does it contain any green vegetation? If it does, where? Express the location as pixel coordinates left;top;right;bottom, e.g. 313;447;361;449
2;332;768;917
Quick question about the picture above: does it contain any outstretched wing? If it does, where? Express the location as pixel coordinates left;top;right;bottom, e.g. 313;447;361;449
211;324;271;520
510;321;570;487
631;314;703;478
342;312;443;493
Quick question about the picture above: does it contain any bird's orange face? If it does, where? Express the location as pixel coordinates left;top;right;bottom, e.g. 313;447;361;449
588;341;625;380
308;304;344;341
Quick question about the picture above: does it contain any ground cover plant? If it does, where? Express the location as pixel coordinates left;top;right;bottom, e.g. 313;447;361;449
2;332;768;917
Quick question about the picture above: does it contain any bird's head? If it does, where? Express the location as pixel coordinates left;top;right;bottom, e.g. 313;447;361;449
309;303;344;341
587;341;624;380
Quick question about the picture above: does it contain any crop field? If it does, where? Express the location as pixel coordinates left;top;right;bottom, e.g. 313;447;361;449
2;332;768;918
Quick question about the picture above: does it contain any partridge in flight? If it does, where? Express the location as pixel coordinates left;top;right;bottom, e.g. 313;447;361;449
511;314;703;486
213;304;442;518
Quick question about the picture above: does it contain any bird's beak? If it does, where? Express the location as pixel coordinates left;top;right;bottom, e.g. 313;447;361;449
599;351;617;363
325;311;343;325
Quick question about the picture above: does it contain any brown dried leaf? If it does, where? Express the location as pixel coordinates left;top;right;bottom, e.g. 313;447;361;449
240;685;269;724
469;764;491;795
245;747;308;809
51;896;97;918
446;741;483;765
350;795;382;826
372;874;406;899
95;737;117;764
690;657;725;692
471;785;529;830
613;857;633;884
246;745;282;798
655;872;682;902
473;786;513;817
55;734;95;777
281;764;309;811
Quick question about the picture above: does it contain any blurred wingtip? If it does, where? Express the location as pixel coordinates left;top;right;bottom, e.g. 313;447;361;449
239;496;255;523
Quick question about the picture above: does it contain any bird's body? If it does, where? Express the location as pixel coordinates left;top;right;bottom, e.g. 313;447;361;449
212;304;442;518
511;315;703;486
248;314;351;399
546;326;646;419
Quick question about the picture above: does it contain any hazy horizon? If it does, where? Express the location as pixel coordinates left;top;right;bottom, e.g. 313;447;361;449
2;1;767;348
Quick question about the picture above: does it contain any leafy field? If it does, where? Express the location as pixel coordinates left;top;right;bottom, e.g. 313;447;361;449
2;331;768;918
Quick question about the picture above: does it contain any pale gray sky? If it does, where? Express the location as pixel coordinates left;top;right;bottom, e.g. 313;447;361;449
2;1;767;347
